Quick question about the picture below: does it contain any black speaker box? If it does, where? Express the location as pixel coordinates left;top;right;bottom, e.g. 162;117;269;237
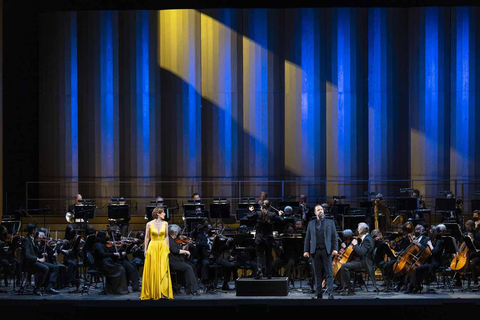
236;277;289;296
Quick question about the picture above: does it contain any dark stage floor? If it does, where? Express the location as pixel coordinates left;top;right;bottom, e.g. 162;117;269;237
1;280;480;318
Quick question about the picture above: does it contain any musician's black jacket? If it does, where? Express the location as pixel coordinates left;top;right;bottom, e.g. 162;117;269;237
23;236;41;266
247;209;284;245
168;235;185;263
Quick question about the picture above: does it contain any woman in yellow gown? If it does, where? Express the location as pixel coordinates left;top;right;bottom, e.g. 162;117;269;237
140;207;173;300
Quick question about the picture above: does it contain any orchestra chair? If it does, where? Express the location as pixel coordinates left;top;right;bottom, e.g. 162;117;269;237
432;265;454;294
83;253;106;294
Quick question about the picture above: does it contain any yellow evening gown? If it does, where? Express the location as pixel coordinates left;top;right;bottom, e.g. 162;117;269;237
140;222;173;300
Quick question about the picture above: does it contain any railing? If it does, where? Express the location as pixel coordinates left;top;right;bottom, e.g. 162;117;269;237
24;179;480;219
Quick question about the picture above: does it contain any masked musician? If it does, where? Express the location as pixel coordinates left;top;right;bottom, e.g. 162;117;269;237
405;224;445;293
168;224;200;295
304;204;338;299
248;200;284;280
472;211;480;230
298;195;314;223
23;224;60;295
339;222;378;295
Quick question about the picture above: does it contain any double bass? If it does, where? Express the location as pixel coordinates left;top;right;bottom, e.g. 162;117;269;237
393;234;431;277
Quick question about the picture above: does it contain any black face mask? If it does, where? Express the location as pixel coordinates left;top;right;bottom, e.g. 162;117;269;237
465;228;474;234
473;217;479;221
414;231;421;237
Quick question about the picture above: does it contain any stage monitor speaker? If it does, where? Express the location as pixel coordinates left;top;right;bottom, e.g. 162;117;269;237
236;277;288;296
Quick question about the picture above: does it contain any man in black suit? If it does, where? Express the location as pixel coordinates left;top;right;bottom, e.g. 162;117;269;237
304;204;338;299
339;222;378;295
23;224;60;296
248;200;284;279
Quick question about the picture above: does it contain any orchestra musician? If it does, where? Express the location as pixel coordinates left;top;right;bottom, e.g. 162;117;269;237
339;222;378;295
412;189;426;209
304;204;338;299
258;191;267;205
248;199;284;280
0;226;12;287
371;229;396;288
465;220;480;287
472;211;480;230
36;230;68;289
168;224;200;295
192;193;201;202
126;231;145;271
65;194;82;240
93;231;129;295
405;224;446;294
107;228;140;292
298;195;314;223
23;224;60;296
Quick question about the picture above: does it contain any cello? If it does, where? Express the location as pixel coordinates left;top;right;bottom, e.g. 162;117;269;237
393;233;432;277
332;239;357;279
450;236;470;272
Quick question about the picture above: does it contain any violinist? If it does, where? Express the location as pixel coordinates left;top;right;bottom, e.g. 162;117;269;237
248;199;284;280
126;231;145;271
339;222;378;295
372;229;396;280
61;227;81;287
465;220;480;287
168;224;200;295
36;231;68;289
93;231;129;295
107;228;140;292
23;224;60;295
405;224;446;294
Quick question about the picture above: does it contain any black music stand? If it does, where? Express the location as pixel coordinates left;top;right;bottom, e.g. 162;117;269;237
108;204;130;221
396;197;419;211
444;223;463;243
435;198;456;211
471;200;480;212
210;203;230;219
75;203;96;235
464;236;479;253
238;203;260;211
442;236;459;255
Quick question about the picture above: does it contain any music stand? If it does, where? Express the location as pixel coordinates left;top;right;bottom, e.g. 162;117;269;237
444;223;463;243
396;197;419;211
184;204;207;218
238;203;260;211
435;199;456;211
108;204;130;221
210;203;230;219
464;236;479;253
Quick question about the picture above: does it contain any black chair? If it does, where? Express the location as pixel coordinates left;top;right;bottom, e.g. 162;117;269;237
82;253;106;295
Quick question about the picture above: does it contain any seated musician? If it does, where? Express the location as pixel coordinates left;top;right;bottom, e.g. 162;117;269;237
93;231;129;295
411;189;426;209
371;229;396;284
196;222;235;291
295;220;305;232
257;191;267;205
107;228;140;292
126;231;145;271
334;229;354;291
272;224;298;280
60;227;81;287
405;224;446;293
339;222;378;295
23;224;60;295
36;230;67;289
465;220;480;287
0;226;12;287
473;211;480;230
168;224;200;295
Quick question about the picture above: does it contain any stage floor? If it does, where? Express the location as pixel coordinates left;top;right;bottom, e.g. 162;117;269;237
1;281;480;318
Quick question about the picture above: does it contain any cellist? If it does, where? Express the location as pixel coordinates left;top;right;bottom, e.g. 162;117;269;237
465;220;480;288
405;224;445;294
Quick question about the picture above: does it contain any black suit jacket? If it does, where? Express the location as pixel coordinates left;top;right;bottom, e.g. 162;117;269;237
23;236;40;266
304;218;338;255
168;235;185;263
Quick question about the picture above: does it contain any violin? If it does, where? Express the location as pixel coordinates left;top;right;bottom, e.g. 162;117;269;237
175;235;192;244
